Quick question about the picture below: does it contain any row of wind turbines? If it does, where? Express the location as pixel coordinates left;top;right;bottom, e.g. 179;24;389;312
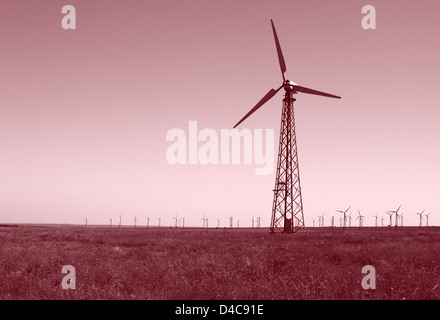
312;206;432;228
83;214;263;228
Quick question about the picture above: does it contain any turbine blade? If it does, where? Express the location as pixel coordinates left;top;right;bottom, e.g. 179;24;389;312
294;85;341;99
271;19;286;81
233;86;282;128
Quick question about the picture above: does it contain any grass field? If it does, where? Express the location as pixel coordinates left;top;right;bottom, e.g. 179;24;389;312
1;225;439;300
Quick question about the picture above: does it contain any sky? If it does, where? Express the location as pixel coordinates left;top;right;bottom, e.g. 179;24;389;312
0;0;439;227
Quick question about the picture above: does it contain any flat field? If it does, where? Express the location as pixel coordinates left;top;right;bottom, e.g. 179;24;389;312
1;225;439;300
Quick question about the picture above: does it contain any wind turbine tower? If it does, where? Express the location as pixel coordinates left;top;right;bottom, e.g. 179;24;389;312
233;20;341;233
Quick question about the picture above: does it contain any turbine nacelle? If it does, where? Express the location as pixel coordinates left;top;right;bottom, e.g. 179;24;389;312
283;80;298;92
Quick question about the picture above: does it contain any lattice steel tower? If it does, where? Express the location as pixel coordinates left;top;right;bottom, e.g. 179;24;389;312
270;85;304;233
233;20;341;233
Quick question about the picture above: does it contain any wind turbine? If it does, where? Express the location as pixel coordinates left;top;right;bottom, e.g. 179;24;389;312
336;206;351;229
233;19;341;234
173;214;178;228
229;214;233;228
312;218;315;228
133;215;137;228
109;217;112;227
425;212;431;227
158;217;161;228
399;211;404;226
84;217;88;228
201;215;206;228
373;213;378;227
386;211;393;227
318;213;324;227
381;216;384;227
119;215;122;228
356;210;365;227
387;205;401;228
257;214;261;228
414;210;425;227
146;216;150;227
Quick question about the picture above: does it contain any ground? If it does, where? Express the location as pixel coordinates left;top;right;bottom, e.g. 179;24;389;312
0;225;439;299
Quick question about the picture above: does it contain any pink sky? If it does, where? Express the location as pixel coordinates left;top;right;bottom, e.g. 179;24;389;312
0;0;439;227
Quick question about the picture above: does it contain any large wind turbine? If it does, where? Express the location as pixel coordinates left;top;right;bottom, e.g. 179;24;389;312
233;20;341;233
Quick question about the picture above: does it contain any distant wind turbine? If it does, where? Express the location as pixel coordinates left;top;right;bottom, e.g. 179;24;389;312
414;210;425;227
373;213;378;227
385;211;393;227
356;210;365;227
386;205;401;228
425;212;431;227
336;206;351;229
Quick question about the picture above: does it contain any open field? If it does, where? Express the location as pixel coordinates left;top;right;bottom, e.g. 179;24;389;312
1;224;439;300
